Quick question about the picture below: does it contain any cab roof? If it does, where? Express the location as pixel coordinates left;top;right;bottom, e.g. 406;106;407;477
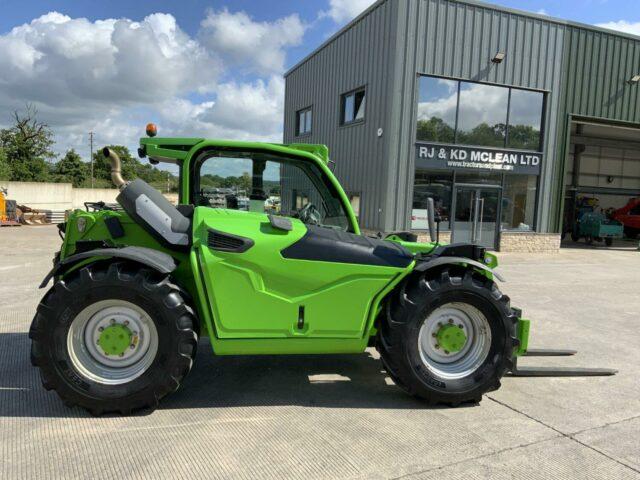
139;137;330;165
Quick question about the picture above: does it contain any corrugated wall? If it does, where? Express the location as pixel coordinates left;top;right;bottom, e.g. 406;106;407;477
283;0;397;230
552;27;640;229
388;0;566;232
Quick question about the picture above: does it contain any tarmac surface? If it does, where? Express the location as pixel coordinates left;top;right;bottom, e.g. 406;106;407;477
1;225;639;479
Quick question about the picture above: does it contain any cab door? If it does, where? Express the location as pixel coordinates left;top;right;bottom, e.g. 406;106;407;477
191;150;411;339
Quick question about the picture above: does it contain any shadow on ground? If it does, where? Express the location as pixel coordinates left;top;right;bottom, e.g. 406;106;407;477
0;335;458;418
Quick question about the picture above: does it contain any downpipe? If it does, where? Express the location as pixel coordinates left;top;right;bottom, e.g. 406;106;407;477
102;147;127;190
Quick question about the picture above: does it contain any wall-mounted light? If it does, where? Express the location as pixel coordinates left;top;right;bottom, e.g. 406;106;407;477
629;74;640;84
492;52;506;64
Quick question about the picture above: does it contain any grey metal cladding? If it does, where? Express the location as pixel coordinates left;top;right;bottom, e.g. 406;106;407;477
284;0;399;231
389;0;566;233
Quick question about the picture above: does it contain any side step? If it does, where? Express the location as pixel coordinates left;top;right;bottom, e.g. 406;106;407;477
508;348;617;377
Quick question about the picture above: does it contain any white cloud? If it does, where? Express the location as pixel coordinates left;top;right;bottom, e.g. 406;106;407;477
199;8;305;75
418;82;541;130
0;11;219;122
536;9;549;16
322;0;377;24
0;10;298;160
596;20;640;36
198;76;284;136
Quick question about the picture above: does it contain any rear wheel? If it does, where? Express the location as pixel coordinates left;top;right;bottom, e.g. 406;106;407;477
30;262;198;415
605;238;613;247
377;267;518;406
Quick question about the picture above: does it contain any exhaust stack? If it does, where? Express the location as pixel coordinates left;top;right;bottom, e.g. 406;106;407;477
102;147;127;189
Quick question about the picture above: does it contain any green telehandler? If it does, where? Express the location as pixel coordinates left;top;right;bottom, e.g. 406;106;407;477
30;127;616;415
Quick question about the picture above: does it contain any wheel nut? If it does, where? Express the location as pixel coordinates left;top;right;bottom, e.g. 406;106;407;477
434;344;440;349
110;319;115;324
458;324;464;329
119;353;124;357
124;320;129;326
448;319;454;324
98;326;104;332
444;350;450;354
130;344;135;349
432;333;437;338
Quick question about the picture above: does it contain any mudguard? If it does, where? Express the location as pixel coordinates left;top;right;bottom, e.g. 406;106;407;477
39;246;177;288
415;256;505;282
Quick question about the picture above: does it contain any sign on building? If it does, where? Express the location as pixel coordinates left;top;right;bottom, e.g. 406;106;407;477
416;143;542;175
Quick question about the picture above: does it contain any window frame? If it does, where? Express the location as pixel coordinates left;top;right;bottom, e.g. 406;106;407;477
340;86;367;127
190;148;356;232
415;74;547;153
296;106;313;136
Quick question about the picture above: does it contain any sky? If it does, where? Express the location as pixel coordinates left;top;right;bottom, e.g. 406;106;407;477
0;0;639;168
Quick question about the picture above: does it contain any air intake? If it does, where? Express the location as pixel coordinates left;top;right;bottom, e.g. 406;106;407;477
207;229;254;253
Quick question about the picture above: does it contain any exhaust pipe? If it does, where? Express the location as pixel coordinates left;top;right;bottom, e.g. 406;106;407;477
102;147;126;189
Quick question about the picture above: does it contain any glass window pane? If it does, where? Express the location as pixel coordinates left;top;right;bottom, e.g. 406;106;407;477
343;94;355;123
508;89;543;151
501;175;537;230
457;82;508;147
197;153;350;231
355;91;366;120
305;109;312;133
412;170;452;230
416;77;457;143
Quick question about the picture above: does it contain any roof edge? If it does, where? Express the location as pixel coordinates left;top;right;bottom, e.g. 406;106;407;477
284;0;388;77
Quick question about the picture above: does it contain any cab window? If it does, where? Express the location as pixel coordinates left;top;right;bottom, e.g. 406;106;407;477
194;152;351;231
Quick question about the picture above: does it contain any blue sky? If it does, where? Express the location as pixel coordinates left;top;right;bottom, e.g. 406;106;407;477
0;0;638;165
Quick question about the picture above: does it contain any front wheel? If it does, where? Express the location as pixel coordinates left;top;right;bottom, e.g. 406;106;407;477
30;262;198;415
376;267;518;406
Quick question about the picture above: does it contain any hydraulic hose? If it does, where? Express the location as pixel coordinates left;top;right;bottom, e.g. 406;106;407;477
102;147;126;189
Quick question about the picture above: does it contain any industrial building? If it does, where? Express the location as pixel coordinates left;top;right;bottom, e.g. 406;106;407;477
283;0;640;251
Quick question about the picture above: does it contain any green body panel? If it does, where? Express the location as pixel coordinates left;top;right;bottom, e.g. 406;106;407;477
192;207;412;341
55;137;521;357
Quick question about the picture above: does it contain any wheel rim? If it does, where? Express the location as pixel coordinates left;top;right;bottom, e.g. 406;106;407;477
417;302;492;380
67;300;158;385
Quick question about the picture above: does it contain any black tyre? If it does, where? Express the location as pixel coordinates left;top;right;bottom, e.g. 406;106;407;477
571;230;580;242
30;262;198;415
376;266;518;406
624;226;639;239
605;238;613;247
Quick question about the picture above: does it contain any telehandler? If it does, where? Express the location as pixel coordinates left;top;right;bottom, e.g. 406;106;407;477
30;126;615;415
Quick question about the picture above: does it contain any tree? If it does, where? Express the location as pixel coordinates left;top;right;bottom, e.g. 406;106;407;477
91;145;178;190
53;149;88;187
0;147;10;180
417;117;455;143
0;105;56;181
457;122;506;148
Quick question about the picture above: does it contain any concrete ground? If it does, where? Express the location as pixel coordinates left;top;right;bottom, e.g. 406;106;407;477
1;225;638;480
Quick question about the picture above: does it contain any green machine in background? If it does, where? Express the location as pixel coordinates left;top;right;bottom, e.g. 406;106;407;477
30;126;616;415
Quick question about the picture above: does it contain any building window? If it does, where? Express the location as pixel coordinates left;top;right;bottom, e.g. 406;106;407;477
501;175;537;231
411;171;453;230
341;87;366;125
507;89;544;151
457;82;509;148
416;75;545;151
296;107;312;136
347;193;361;219
416;77;457;143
